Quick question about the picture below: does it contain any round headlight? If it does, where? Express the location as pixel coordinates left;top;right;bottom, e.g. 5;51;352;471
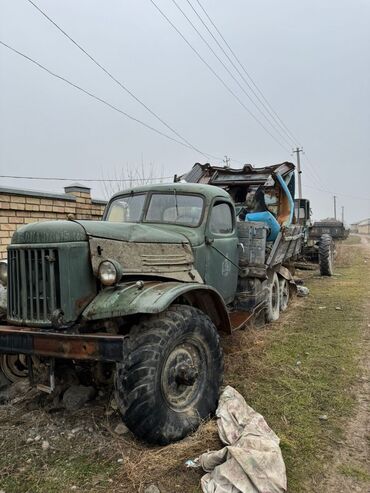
0;261;7;286
98;260;122;286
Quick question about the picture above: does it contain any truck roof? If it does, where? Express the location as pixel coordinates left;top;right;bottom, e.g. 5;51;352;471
110;182;231;202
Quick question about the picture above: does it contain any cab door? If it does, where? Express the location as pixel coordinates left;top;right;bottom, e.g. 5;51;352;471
204;200;239;303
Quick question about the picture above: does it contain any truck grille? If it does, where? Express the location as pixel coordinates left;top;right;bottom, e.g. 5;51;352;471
8;248;60;323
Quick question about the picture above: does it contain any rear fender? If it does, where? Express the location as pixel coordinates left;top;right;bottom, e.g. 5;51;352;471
82;281;231;332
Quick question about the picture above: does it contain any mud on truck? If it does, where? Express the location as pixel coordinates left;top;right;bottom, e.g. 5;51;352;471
0;161;304;445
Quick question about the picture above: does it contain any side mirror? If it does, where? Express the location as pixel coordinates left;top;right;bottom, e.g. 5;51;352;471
205;236;214;246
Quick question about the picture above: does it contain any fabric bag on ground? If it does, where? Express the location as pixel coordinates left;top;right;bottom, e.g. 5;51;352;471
199;385;287;493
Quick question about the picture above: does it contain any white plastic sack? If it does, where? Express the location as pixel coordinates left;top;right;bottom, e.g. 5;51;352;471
199;386;287;493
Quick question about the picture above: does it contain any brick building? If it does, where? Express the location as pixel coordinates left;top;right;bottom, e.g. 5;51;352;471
0;184;106;260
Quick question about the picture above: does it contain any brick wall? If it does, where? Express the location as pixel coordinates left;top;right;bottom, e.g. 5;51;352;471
0;184;107;260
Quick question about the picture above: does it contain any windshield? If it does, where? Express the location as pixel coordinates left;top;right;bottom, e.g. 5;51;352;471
106;192;204;226
106;194;146;222
146;193;203;226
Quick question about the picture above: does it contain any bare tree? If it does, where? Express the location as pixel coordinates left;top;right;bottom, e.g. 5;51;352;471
101;157;167;199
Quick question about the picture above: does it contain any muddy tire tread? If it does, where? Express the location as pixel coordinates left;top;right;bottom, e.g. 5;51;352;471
114;304;223;444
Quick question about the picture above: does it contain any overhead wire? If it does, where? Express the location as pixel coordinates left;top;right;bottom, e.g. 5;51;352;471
175;0;327;192
304;184;370;202
148;0;291;154
25;0;223;163
1;174;368;204
302;152;325;185
185;1;330;190
0;174;172;182
0;40;231;160
182;1;325;186
170;0;294;149
194;0;302;147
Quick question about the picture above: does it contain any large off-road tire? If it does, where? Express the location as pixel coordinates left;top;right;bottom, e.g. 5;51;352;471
318;234;334;276
0;354;28;389
114;305;223;445
279;277;290;312
265;272;280;322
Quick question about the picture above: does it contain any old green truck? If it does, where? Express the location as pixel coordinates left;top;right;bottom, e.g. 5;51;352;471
0;162;304;444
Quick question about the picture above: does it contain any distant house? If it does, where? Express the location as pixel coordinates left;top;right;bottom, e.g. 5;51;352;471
356;218;370;234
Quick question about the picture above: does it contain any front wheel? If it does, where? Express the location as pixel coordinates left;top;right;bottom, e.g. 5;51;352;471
114;305;223;445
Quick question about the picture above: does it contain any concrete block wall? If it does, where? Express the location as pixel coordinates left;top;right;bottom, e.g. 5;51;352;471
0;183;106;259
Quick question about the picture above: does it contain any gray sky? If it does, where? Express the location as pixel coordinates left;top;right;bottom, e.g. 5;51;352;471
0;0;369;223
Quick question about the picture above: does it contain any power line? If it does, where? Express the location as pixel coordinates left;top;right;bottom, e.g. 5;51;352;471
0;40;227;157
194;0;302;146
171;0;294;149
184;0;296;147
304;184;370;202
0;174;172;182
25;0;222;163
149;0;290;153
183;1;325;190
302;152;324;185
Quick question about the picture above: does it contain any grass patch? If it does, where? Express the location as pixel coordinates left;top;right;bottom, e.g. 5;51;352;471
223;244;369;492
344;234;361;245
0;454;118;493
339;464;370;482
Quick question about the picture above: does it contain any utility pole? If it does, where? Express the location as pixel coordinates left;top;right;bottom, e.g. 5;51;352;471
333;195;337;220
223;155;230;168
292;147;303;199
341;206;344;223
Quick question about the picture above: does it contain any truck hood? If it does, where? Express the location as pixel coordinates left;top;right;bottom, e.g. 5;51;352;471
12;221;189;244
77;221;190;245
11;220;191;246
12;221;87;244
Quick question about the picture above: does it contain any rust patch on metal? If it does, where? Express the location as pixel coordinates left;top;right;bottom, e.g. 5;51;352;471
0;325;125;362
229;310;253;331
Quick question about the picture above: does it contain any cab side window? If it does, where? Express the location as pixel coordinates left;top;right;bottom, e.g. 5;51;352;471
210;202;233;234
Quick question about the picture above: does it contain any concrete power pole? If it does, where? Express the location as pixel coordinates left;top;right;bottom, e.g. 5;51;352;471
223;155;231;168
333;195;337;220
341;206;344;223
293;147;303;198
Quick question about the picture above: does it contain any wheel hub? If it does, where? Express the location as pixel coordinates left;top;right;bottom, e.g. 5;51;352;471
174;362;198;386
161;343;203;411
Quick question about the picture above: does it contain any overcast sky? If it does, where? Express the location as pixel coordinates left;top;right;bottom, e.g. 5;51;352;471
0;0;369;223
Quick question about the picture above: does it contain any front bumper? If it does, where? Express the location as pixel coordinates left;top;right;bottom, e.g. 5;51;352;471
0;325;125;362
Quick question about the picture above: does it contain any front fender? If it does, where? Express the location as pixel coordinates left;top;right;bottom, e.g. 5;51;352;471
82;280;231;332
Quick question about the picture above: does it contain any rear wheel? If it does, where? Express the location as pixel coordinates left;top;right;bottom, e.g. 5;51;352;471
319;234;334;276
279;278;290;312
265;272;280;322
114;305;223;445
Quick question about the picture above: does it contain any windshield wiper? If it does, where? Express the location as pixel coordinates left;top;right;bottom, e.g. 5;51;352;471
174;189;179;219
